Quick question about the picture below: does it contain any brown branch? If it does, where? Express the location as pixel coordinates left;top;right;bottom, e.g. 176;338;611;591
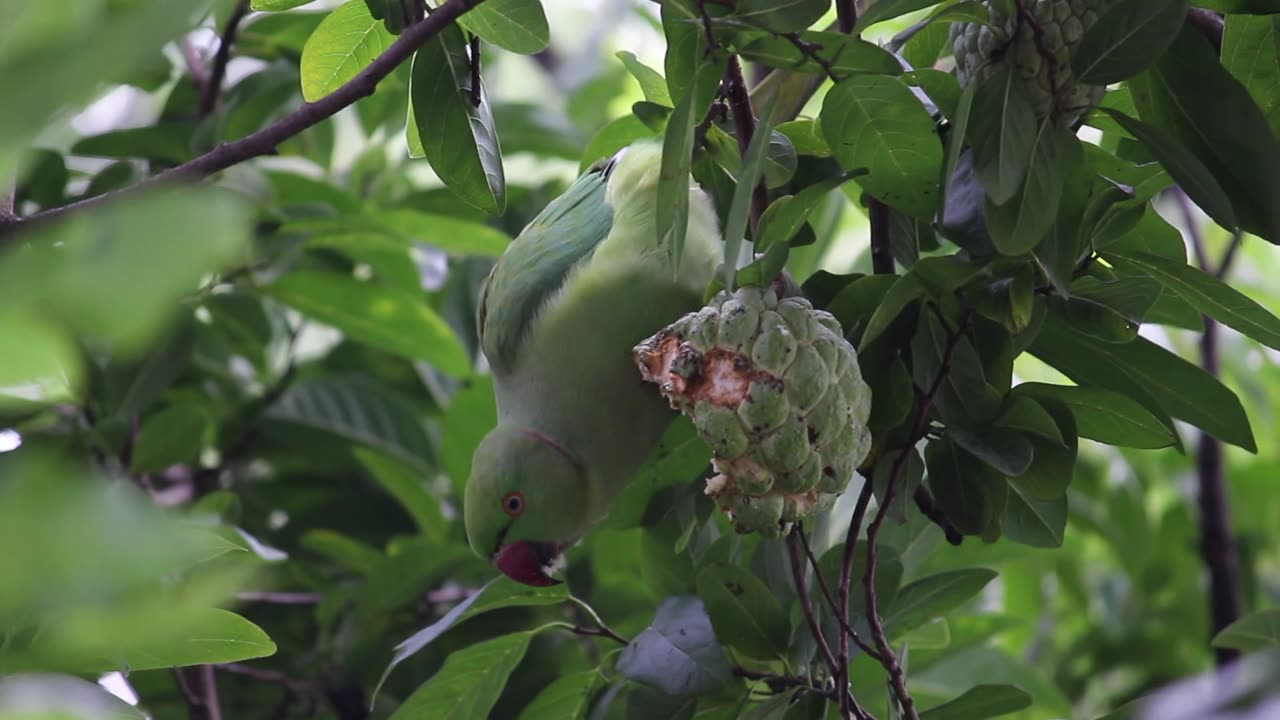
175;665;223;720
1175;189;1242;666
1187;9;1224;53
797;524;882;660
200;0;252;117
235;591;323;604
733;667;836;700
835;481;874;719
468;35;482;107
836;0;857;35
723;56;769;240
868;196;894;274
913;486;963;546
863;310;973;720
786;531;842;686
0;0;486;239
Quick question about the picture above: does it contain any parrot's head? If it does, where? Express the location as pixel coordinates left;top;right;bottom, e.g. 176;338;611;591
464;424;589;586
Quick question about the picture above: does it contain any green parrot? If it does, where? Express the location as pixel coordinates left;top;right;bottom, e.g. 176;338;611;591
464;141;721;586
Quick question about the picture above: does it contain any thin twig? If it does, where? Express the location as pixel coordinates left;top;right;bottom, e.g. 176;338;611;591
567;595;629;645
235;591;323;604
868;197;894;274
836;481;874;718
175;665;224;720
1175;188;1242;666
836;0;856;35
796;524;882;661
862;311;973;720
200;0;252;117
913;486;963;546
787;531;841;683
0;0;486;238
733;667;836;700
723;57;769;239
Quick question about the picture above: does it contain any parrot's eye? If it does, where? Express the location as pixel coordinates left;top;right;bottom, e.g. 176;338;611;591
502;491;525;517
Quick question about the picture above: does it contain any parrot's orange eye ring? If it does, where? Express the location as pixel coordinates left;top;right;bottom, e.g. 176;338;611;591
502;491;525;518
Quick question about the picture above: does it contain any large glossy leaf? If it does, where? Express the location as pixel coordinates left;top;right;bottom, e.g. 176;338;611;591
1071;0;1188;85
1013;383;1176;449
1100;108;1237;233
1031;315;1254;452
967;63;1037;206
617;596;733;697
736;31;902;77
408;23;506;214
657;60;724;269
517;669;602;720
1129;25;1280;243
821;75;943;219
268;270;469;375
1211;608;1280;652
299;0;395;101
735;0;828;33
1001;485;1066;548
920;684;1033;720
457;0;549;54
390;631;533;720
354;448;447;541
925;437;1007;536
266;375;437;474
1105;251;1280;351
696;563;790;662
1222;15;1280;137
985;123;1081;255
884;568;998;637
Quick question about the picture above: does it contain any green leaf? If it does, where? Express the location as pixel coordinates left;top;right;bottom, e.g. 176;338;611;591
72;124;195;164
617;596;733;697
1001;485;1066;548
696;563;790;662
885;568;998;636
821;75;943;219
925;438;1006;536
299;0;395;101
1072;0;1188;85
951;427;1034;478
1070;275;1162;324
408;23;506;214
1013;383;1176;449
724;90;780;288
354;448;447;541
1031;314;1254;452
985;123;1082;255
912;308;1001;426
1105;251;1280;351
920;684;1033;720
0;312;80;409
735;0;829;33
580;115;654;172
111;320;198;419
736;31;903;76
1129;25;1280;242
658;60;724;270
858;273;924;349
618;51;673;106
390;631;533;720
376;209;512;256
967;63;1037;206
1222;15;1280;138
131;404;209;473
756;172;862;251
457;0;549;54
1100;108;1238;233
376;576;567;700
252;0;313;9
1211;608;1280;652
267;375;437;474
268;270;469;375
855;0;948;32
51;608;276;672
517;669;602;720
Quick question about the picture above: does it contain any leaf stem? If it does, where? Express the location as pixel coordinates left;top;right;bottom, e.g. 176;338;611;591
199;0;251;117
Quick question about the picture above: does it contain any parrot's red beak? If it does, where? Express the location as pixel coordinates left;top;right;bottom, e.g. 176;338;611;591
493;540;564;587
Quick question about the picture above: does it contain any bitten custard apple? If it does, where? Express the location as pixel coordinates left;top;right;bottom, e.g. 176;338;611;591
634;284;872;538
950;0;1115;126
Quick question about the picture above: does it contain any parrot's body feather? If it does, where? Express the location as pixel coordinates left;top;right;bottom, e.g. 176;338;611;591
464;142;721;584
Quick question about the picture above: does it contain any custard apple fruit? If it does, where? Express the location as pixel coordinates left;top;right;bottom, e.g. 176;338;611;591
634;284;873;538
950;0;1116;126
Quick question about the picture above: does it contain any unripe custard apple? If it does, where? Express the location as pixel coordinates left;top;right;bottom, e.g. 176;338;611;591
950;0;1115;126
634;284;873;538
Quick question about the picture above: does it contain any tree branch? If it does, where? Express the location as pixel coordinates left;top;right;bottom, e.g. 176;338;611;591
200;0;252;117
786;531;842;685
836;0;857;35
0;0;485;239
175;665;224;720
913;485;963;546
723;56;769;240
797;524;882;661
1186;8;1224;53
868;196;894;274
1175;188;1242;666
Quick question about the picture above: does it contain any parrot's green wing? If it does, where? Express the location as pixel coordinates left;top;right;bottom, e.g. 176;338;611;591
478;163;615;375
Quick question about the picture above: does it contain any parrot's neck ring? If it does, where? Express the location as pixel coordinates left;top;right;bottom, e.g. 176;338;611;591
520;428;584;476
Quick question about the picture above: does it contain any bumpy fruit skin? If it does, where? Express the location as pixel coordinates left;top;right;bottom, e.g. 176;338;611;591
950;0;1114;127
634;284;873;538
